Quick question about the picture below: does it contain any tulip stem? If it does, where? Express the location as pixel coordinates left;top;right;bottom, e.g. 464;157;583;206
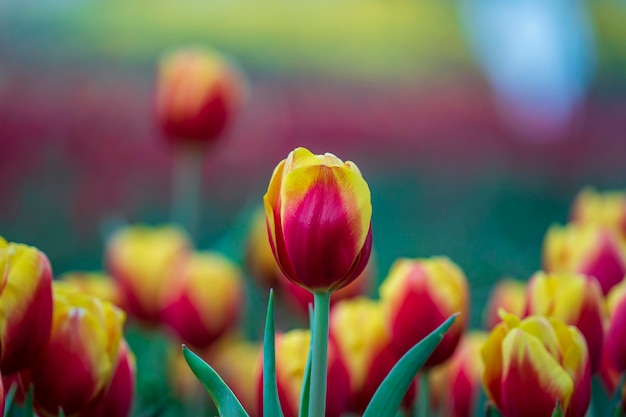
415;372;429;417
308;290;331;417
171;144;204;236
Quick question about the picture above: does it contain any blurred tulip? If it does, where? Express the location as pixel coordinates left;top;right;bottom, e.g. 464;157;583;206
571;188;626;238
59;271;122;306
106;224;191;323
161;251;244;347
81;340;136;417
25;283;125;417
329;297;400;413
168;345;202;401
0;237;53;375
524;271;606;372
263;147;372;293
605;278;626;373
156;46;243;145
256;329;350;417
379;256;469;369
431;332;488;417
599;342;626;414
245;208;283;289
483;278;526;330
543;223;626;295
481;313;591;417
206;335;261;415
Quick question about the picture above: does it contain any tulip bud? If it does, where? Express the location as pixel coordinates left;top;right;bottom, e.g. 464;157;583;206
543;223;626;295
605;278;626;373
25;283;125;417
162;251;244;348
156;46;243;145
571;188;626;238
524;271;606;372
379;257;469;369
245;208;283;289
106;224;191;323
59;271;122;306
0;237;53;375
263;147;373;293
329;297;400;414
481;313;591;417
257;329;350;417
483;278;526;330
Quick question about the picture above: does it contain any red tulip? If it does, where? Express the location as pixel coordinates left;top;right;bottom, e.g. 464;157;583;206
605;278;626;373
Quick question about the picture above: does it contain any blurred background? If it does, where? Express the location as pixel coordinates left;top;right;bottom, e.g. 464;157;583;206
2;0;626;328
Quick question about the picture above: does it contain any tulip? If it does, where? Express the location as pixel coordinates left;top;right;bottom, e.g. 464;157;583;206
329;297;401;414
106;224;191;322
379;256;469;369
25;282;125;417
604;278;626;373
0;237;53;375
524;271;606;372
245;208;284;289
543;223;626;295
430;332;488;417
263;147;372;293
481;313;591;417
161;251;244;347
59;271;122;306
483;279;526;330
571;188;626;239
155;46;243;145
256;329;350;417
81;340;136;417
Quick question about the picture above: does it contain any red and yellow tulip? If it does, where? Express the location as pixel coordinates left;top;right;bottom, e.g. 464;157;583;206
59;271;122;307
379;256;469;369
25;282;125;417
483;279;526;330
481;313;591;417
156;46;244;145
106;224;190;323
524;271;606;372
543;223;626;295
256;329;350;417
161;251;244;348
0;237;53;375
264;147;372;293
571;188;626;239
604;278;626;373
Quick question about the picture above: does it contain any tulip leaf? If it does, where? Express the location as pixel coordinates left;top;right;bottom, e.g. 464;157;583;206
263;289;285;417
4;383;17;417
362;314;457;417
182;346;250;417
551;399;563;417
609;373;626;417
298;303;314;417
23;385;34;417
485;402;504;417
58;408;66;417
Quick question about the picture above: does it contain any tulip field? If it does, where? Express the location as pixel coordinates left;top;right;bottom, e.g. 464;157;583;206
3;2;626;417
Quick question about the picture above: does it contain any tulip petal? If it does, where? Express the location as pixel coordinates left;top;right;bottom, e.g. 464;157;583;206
481;323;508;407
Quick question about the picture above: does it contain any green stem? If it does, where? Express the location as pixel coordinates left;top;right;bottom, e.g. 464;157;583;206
414;372;429;417
308;291;331;417
171;144;204;236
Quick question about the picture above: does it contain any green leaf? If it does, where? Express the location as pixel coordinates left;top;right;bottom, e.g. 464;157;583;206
485;402;503;417
609;373;626;417
58;408;66;417
263;289;285;417
3;383;17;417
182;346;249;417
363;314;457;417
551;399;563;417
23;385;34;417
298;303;314;417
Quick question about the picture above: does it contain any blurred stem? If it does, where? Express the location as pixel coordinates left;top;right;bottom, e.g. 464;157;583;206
171;144;204;236
308;291;331;417
415;372;429;417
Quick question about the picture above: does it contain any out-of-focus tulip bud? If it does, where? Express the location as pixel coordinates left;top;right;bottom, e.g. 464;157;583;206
155;46;243;145
543;223;626;295
257;329;350;417
329;297;400;414
430;332;488;417
282;258;374;316
206;335;261;415
81;340;136;417
524;271;606;372
379;257;469;369
106;224;191;322
161;251;244;347
605;278;626;373
483;279;526;330
481;313;591;417
263;147;372;293
59;271;122;306
571;188;626;238
245;208;283;289
0;237;53;375
25;283;125;417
